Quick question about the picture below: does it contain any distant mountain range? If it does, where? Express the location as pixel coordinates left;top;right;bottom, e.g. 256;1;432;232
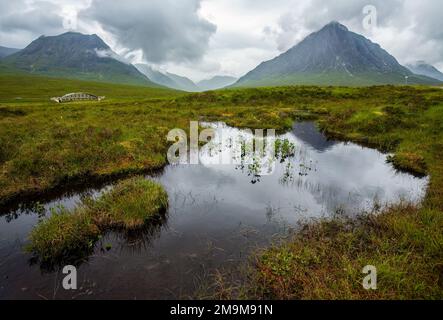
135;64;199;91
0;31;236;91
0;46;20;59
136;64;237;91
164;71;201;92
406;61;443;82
0;25;441;89
0;32;158;87
234;21;441;87
197;76;237;91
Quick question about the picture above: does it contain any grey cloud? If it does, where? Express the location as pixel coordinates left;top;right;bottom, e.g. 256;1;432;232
81;0;217;64
0;1;64;34
266;0;443;67
267;0;403;51
0;0;442;78
95;49;131;64
298;0;403;32
0;0;66;48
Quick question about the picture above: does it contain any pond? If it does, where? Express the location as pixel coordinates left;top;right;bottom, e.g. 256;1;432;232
0;122;427;299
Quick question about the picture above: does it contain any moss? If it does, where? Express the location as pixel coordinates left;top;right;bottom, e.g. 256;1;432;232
26;177;168;263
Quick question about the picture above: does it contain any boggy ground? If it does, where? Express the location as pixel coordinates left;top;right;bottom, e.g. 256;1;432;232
1;74;442;299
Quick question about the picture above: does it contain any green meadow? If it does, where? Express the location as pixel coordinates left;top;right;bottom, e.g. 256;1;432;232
1;73;442;299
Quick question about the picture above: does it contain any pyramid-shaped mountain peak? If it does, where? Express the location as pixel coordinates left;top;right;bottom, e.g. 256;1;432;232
234;22;440;86
322;21;349;30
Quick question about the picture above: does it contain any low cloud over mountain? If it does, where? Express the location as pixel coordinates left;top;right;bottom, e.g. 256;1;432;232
80;0;216;64
1;0;442;80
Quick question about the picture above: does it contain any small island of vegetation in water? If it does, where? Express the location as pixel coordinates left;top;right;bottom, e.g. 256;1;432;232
26;177;168;264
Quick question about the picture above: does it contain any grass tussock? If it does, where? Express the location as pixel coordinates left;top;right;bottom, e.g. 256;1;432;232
26;177;168;263
26;208;100;263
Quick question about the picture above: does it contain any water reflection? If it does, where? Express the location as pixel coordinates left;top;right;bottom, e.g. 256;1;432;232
0;122;428;299
27;209;169;274
193;122;426;217
292;121;337;152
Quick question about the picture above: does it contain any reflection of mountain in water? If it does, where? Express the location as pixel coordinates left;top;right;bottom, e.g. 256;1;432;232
292;122;337;152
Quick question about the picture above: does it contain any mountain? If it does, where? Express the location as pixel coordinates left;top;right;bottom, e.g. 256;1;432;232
234;22;441;87
0;32;158;87
197;76;238;91
0;46;20;58
406;61;443;82
135;64;199;91
136;64;237;91
135;64;179;89
165;72;200;92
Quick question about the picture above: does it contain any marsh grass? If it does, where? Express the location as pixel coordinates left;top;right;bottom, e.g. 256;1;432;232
243;202;443;299
84;178;169;229
199;203;442;300
2;74;443;298
26;177;168;264
26;207;100;264
275;138;296;161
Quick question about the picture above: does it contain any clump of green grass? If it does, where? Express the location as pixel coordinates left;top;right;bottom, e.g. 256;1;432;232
26;177;168;263
86;178;169;230
27;207;100;263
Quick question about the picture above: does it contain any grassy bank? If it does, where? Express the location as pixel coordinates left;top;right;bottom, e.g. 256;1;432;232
0;75;187;207
26;177;168;264
220;202;442;300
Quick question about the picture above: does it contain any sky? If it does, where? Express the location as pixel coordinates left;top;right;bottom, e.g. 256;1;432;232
0;0;442;82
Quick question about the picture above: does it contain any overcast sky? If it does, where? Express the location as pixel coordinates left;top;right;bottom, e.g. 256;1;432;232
0;0;442;81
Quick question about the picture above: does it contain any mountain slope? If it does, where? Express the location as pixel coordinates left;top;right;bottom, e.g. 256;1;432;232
406;61;443;82
165;72;200;92
135;64;179;89
135;64;200;91
235;22;440;87
0;32;158;87
197;76;237;91
0;46;20;58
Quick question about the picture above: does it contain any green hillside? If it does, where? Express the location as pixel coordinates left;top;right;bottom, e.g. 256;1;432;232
0;72;182;103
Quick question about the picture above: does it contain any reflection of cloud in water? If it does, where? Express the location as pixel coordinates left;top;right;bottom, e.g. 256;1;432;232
160;122;428;223
0;121;430;299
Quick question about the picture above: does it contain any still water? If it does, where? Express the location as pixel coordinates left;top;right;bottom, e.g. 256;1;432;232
0;122;427;299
